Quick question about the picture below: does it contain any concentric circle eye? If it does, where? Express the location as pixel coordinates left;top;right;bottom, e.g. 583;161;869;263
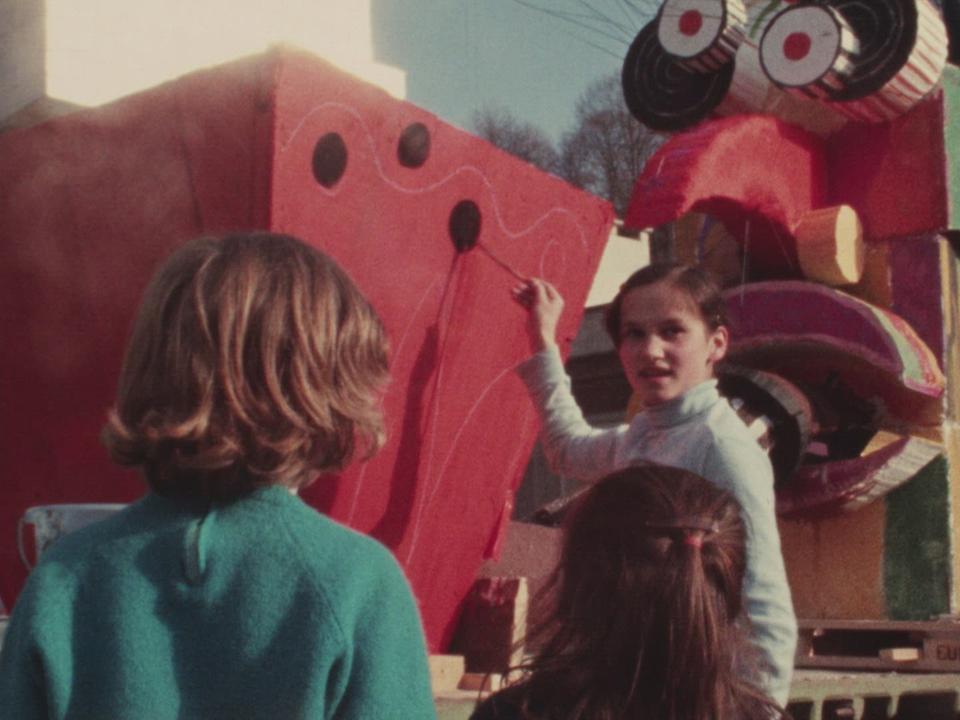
825;0;948;122
657;0;747;73
622;18;735;132
759;4;859;97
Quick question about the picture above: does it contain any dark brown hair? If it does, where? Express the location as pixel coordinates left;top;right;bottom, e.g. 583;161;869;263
102;232;389;499
604;263;727;347
486;465;783;720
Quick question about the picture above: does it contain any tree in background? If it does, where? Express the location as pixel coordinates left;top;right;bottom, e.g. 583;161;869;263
471;106;561;175
558;74;662;216
472;74;662;217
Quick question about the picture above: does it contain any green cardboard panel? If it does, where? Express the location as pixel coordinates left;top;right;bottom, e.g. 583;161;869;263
885;456;951;619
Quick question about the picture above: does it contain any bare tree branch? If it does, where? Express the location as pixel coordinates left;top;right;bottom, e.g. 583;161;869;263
471;106;561;176
470;72;664;219
557;74;664;216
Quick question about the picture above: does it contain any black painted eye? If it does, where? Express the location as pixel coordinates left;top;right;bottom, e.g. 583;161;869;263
312;132;347;188
449;200;481;253
397;122;431;168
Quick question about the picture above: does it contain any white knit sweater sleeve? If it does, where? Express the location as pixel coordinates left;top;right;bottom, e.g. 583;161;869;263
706;436;797;708
516;347;624;483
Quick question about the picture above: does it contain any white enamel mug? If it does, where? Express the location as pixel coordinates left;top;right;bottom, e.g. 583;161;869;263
17;504;126;569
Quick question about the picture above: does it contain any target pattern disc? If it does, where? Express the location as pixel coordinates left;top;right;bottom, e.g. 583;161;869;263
622;19;735;132
657;0;748;73
759;4;859;100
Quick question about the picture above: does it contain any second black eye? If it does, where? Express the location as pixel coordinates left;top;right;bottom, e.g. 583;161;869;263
398;122;431;168
312;132;348;188
449;200;482;253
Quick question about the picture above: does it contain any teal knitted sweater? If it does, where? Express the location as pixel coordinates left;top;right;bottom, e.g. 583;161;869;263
0;486;436;719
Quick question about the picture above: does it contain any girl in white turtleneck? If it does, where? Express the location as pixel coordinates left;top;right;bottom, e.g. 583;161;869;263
511;262;797;708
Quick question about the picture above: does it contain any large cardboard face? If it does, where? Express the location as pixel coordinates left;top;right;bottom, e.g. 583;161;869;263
619;0;957;620
0;48;613;648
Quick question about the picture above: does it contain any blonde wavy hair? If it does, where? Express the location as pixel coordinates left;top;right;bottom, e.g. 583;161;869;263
102;232;389;499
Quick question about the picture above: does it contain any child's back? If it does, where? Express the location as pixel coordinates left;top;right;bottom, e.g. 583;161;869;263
7;488;429;718
0;232;436;719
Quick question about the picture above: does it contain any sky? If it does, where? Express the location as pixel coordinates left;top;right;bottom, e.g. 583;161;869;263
45;0;407;105
372;0;658;141
43;0;659;146
39;0;655;304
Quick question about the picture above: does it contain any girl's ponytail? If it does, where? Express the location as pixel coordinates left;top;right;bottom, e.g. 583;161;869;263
491;465;782;720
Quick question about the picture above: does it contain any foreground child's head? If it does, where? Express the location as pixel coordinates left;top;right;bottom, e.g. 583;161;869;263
605;263;729;406
102;232;388;499
516;465;777;720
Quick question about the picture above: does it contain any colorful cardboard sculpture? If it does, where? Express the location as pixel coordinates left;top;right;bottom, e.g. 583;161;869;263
0;47;614;649
621;0;959;619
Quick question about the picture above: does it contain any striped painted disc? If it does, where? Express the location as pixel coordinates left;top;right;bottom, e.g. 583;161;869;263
657;0;748;74
622;18;735;131
759;4;859;99
829;0;948;122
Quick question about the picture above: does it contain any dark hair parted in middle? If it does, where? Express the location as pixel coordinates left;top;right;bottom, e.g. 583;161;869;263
101;232;389;500
493;465;782;720
604;262;728;347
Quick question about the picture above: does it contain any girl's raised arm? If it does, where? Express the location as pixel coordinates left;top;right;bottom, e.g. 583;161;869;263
512;277;564;355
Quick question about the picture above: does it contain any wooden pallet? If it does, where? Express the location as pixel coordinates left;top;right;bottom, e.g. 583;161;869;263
436;670;960;720
797;618;960;672
788;671;960;720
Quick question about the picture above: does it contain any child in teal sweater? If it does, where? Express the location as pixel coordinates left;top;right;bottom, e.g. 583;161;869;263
0;233;436;719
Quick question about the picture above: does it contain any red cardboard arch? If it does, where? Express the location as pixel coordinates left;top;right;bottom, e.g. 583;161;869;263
624;114;827;275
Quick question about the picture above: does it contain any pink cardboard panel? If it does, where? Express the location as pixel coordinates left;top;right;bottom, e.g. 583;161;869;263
269;50;613;648
0;54;272;609
0;49;614;650
826;89;949;242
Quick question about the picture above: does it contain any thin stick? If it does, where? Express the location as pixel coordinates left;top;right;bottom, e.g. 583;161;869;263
478;243;526;282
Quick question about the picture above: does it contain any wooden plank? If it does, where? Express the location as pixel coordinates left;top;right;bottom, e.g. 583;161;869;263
879;647;921;662
796;618;960;672
923;636;960;666
794;205;865;287
436;670;960;719
458;672;507;693
429;654;466;694
449;577;529;674
798;618;960;633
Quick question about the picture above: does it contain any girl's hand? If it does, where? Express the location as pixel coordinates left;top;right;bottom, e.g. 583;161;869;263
511;278;564;353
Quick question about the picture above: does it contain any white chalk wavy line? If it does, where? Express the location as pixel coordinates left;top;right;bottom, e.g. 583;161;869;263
405;363;517;563
415;266;461;540
282;102;594;559
281;101;590;253
347;277;442;524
